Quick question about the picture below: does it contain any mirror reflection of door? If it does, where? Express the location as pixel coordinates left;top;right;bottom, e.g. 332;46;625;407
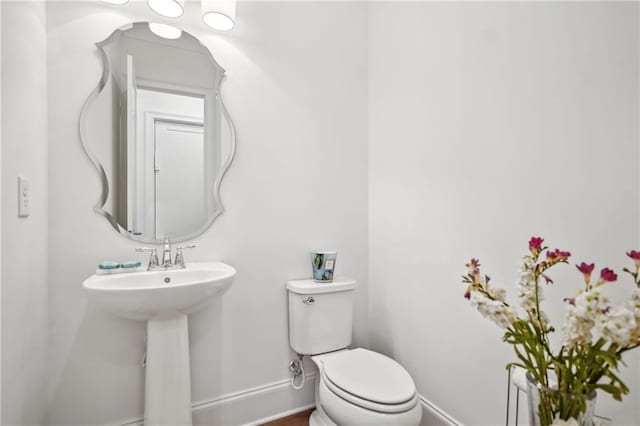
132;88;206;239
153;120;205;239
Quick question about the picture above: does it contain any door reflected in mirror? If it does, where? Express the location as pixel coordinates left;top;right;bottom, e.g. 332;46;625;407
80;22;235;243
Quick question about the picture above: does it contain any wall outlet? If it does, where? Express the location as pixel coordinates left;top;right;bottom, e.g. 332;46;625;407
18;176;30;218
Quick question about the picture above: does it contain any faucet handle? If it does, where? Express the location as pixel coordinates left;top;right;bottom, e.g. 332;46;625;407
176;244;196;250
135;247;159;269
174;245;196;269
136;247;157;253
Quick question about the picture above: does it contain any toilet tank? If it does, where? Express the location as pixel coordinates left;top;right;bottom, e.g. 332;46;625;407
287;277;356;355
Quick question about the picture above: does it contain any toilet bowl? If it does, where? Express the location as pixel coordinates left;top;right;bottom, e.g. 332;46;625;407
309;348;422;426
286;277;422;426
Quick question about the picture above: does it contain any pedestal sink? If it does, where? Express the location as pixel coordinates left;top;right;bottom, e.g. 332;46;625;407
83;262;236;426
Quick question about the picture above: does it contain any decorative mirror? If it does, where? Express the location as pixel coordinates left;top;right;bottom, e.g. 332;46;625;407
80;22;235;244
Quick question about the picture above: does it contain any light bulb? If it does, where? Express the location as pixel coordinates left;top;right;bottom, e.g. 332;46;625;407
202;0;236;31
148;23;182;40
147;0;185;18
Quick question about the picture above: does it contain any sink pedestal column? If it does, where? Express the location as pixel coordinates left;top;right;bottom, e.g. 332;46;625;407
145;314;192;426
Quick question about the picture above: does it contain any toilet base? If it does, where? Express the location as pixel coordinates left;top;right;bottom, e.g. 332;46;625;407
309;408;334;426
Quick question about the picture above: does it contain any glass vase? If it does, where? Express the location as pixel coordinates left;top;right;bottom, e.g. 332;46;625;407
526;372;597;426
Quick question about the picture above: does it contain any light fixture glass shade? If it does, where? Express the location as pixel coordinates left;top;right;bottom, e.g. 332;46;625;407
202;0;236;31
101;0;129;4
148;23;182;40
147;0;185;18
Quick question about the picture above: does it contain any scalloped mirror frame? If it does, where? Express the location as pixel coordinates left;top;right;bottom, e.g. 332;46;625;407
79;22;236;244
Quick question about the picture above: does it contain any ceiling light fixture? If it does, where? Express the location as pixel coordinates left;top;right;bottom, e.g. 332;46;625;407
202;0;236;31
148;23;182;39
147;0;185;18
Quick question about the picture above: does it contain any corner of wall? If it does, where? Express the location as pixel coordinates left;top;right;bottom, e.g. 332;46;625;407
1;1;49;424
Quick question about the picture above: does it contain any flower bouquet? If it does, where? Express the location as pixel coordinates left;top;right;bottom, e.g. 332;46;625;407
462;237;640;426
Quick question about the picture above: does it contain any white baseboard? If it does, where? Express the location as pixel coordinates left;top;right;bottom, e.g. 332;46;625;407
419;395;463;426
243;404;315;426
117;374;464;426
193;374;316;426
118;374;317;426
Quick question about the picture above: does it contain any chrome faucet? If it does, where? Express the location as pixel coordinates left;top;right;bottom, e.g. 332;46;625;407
161;236;173;268
136;237;196;271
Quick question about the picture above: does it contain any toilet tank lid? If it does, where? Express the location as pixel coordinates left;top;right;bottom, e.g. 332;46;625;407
286;277;356;294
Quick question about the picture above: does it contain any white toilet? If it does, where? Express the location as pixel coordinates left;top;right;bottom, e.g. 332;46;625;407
287;277;422;426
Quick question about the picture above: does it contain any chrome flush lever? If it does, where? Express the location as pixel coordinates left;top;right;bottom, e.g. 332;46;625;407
302;297;315;305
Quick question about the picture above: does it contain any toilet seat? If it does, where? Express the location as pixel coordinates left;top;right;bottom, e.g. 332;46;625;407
318;348;418;414
322;369;419;413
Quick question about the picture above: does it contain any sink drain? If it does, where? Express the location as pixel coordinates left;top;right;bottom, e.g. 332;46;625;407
164;277;171;283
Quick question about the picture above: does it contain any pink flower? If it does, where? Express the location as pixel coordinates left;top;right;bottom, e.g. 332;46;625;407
576;262;595;284
529;237;544;254
600;268;617;283
463;258;481;298
464;286;471;300
466;258;480;276
627;250;640;260
577;262;595;274
547;249;571;261
627;250;640;268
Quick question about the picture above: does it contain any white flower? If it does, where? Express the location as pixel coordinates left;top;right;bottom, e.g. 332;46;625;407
551;417;579;426
516;267;536;306
516;257;550;328
493;287;507;303
561;290;607;347
597;306;636;346
561;288;639;347
627;289;640;343
562;307;594;347
470;292;517;329
631;288;640;308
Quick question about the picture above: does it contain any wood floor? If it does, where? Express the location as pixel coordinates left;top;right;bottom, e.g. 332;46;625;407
261;409;313;426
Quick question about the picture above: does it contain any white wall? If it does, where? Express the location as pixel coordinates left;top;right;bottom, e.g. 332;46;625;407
368;2;639;425
1;1;49;425
23;2;639;425
45;2;368;424
0;1;4;421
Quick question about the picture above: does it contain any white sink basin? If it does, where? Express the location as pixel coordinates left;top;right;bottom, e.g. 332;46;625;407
83;260;236;425
83;261;236;320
